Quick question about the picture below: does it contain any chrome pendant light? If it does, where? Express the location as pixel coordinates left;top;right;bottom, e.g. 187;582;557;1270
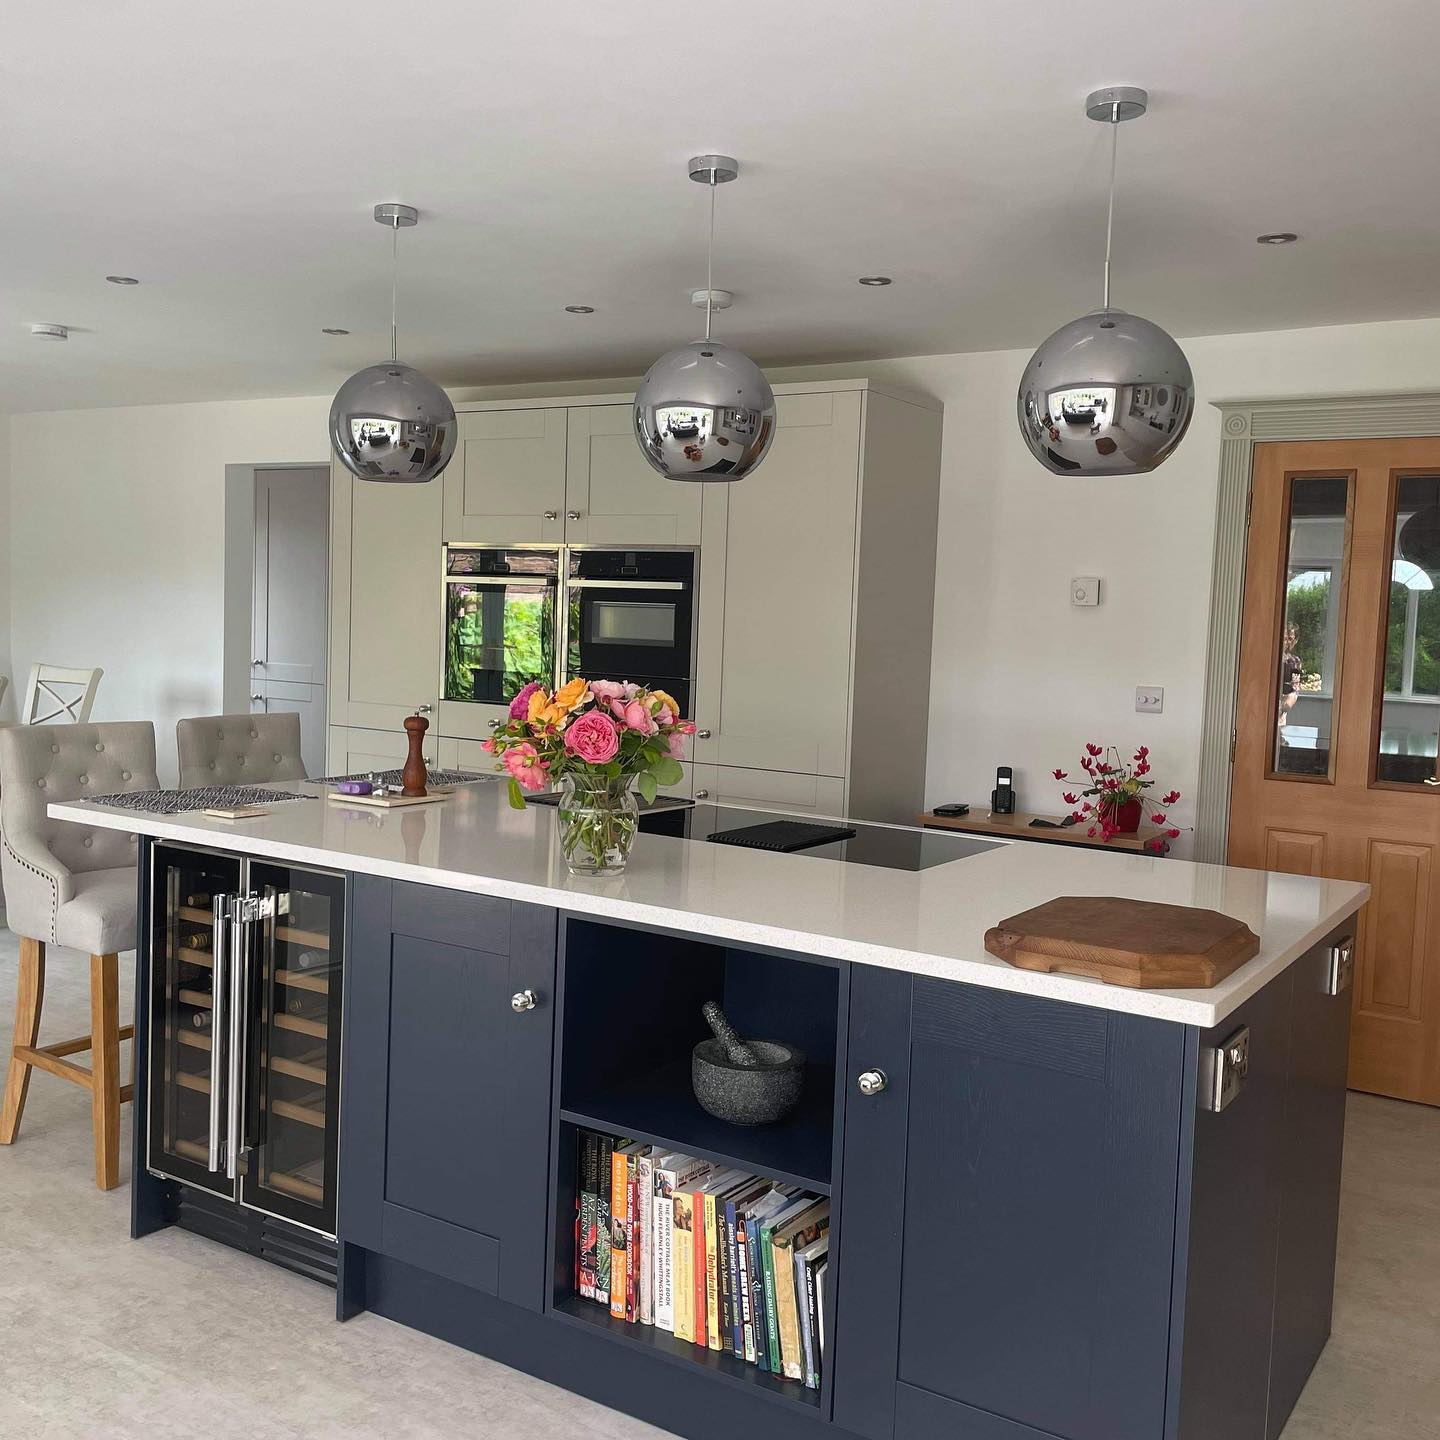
329;203;457;485
1399;506;1440;573
633;156;776;483
1018;88;1194;476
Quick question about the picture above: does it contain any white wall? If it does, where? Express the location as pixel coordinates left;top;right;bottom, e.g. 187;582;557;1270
9;316;1440;822
7;398;329;783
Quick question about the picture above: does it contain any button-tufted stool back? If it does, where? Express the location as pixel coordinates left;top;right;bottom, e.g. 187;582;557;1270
176;712;308;789
0;721;158;884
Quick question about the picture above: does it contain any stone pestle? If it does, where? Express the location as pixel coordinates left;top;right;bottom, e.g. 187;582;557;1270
701;1000;761;1067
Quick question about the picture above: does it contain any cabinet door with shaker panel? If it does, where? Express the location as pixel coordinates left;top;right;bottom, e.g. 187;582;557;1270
328;459;442;734
564;404;702;546
341;877;557;1312
443;408;568;544
692;389;860;777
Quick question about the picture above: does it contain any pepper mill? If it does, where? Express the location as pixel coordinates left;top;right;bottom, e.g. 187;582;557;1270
401;713;429;797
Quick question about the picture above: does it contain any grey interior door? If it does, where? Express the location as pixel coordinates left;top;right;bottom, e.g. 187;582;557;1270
252;466;329;774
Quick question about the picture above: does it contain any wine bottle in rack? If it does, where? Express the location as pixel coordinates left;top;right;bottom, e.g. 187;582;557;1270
188;1007;213;1031
184;891;213;908
294;949;327;971
182;930;213;952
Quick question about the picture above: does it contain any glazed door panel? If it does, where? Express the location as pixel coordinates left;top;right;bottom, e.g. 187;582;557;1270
1229;438;1440;1104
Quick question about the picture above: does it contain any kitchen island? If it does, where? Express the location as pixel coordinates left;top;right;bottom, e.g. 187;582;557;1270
51;783;1367;1440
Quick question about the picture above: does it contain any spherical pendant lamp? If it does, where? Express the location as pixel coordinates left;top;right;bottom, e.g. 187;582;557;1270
329;204;456;485
1017;89;1194;476
633;156;776;483
1399;505;1440;573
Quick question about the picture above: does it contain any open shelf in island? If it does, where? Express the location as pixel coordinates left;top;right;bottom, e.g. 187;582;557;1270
560;1060;834;1195
550;1296;822;1411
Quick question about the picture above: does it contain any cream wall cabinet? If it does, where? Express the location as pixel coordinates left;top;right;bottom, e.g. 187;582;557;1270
443;408;568;544
690;764;846;816
564;404;701;545
327;725;441;777
327;458;442;745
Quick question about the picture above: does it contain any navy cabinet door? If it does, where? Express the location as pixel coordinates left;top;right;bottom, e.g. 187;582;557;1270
835;968;1187;1440
341;876;557;1312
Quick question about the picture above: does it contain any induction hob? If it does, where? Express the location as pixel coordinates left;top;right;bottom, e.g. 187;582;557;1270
522;792;1001;872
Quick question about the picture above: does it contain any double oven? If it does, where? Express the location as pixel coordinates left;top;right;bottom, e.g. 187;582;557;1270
442;545;697;717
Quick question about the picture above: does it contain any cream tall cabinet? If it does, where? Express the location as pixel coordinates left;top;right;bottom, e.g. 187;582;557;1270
328;382;942;822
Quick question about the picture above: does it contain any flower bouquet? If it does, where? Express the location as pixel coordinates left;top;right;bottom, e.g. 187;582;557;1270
483;677;694;874
1052;744;1182;853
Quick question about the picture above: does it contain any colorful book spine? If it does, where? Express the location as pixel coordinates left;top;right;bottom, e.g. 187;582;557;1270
609;1146;630;1319
774;1237;803;1378
736;1214;755;1363
595;1135;614;1305
724;1200;745;1357
628;1149;642;1322
691;1180;709;1348
703;1188;722;1351
636;1151;655;1325
654;1155;709;1333
798;1248;821;1389
578;1132;599;1300
672;1191;696;1342
761;1216;783;1372
745;1214;769;1371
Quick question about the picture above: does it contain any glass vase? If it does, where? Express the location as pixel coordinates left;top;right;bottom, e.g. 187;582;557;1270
557;773;640;875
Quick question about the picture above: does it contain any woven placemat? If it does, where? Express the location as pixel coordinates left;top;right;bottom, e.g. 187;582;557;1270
312;768;488;788
87;786;315;816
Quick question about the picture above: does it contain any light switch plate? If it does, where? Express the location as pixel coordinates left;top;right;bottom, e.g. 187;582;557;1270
1135;686;1164;713
1071;576;1101;607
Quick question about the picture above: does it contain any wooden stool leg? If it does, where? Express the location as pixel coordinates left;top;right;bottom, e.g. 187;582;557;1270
1;938;46;1144
90;953;121;1191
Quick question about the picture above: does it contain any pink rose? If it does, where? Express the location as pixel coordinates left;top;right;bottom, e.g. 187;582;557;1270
667;730;687;760
502;742;549;791
613;699;658;735
480;737;497;754
563;710;621;764
590;680;628;703
509;681;544;721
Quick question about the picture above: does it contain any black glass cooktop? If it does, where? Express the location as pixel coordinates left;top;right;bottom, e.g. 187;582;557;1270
646;800;999;872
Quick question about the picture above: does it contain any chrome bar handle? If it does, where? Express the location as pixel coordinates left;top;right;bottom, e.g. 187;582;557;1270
226;897;248;1182
207;893;229;1173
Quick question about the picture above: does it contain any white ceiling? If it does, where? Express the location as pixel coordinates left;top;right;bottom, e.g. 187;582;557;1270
4;0;1440;413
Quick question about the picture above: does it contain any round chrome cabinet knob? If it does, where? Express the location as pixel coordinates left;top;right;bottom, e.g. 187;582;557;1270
694;789;710;799
857;1069;888;1097
511;989;538;1013
544;510;558;520
696;729;712;739
567;510;582;521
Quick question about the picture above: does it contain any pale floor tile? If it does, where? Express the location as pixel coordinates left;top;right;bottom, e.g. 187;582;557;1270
0;929;1435;1438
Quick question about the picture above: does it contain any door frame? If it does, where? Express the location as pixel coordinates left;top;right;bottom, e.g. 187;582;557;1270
1198;393;1440;861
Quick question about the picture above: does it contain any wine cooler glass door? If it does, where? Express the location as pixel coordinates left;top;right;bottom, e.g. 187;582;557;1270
146;844;242;1198
241;861;345;1236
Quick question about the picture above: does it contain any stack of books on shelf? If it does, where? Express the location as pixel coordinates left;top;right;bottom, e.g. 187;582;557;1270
574;1131;829;1392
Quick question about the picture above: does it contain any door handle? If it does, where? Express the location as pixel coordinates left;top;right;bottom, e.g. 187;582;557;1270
857;1069;889;1096
696;729;712;739
544;511;558;521
567;510;582;521
208;894;229;1173
511;988;539;1013
226;898;248;1182
250;693;265;704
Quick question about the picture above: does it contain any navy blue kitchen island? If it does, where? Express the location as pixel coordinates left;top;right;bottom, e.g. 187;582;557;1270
52;784;1368;1440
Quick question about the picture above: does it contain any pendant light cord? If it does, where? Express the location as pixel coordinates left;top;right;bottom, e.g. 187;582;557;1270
705;177;717;341
390;217;399;363
1102;104;1119;312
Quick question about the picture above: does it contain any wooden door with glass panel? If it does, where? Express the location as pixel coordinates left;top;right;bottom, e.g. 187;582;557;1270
1230;439;1440;1107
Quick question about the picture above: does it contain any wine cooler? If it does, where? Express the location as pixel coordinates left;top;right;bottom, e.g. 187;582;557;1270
145;843;345;1239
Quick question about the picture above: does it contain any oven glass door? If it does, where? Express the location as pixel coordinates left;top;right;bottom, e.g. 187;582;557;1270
444;550;559;706
568;580;693;686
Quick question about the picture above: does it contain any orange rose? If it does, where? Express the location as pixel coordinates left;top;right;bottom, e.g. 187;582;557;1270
553;676;593;713
649;688;680;719
527;689;567;729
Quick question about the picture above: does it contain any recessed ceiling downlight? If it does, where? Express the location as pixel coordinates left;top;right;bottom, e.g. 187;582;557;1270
1256;232;1299;245
858;276;893;286
322;327;350;335
30;324;68;341
564;305;595;314
105;275;139;285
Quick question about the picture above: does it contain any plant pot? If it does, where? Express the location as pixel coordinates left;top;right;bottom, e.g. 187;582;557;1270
1108;797;1143;835
556;772;639;875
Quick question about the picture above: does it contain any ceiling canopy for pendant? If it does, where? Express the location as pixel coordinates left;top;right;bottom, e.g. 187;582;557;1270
329;203;457;485
633;155;776;484
1017;88;1195;477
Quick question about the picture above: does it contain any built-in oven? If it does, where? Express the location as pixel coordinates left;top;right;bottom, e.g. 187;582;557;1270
443;546;561;706
564;549;696;711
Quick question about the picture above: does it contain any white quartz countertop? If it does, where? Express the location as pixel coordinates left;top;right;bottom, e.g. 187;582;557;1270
50;784;1368;1027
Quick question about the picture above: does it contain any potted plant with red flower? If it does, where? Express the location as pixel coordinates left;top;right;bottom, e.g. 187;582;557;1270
1052;744;1183;852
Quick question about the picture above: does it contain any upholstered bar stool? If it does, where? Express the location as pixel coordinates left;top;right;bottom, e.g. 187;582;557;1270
176;711;307;789
0;721;158;1189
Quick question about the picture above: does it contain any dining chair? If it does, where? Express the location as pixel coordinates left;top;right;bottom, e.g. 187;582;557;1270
0;721;158;1189
0;674;8;713
23;665;104;725
176;711;308;789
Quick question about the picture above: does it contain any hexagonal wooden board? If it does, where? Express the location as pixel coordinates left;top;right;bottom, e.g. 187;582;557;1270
983;896;1261;989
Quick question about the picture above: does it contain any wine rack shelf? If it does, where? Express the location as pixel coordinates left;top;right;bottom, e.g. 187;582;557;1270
271;1053;327;1086
176;1070;210;1096
276;925;329;950
177;947;214;968
272;1094;326;1129
177;906;214;925
268;1170;324;1203
273;1012;327;1040
275;968;329;994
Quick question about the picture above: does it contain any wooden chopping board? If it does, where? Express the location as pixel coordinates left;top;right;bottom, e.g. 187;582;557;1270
983;896;1260;989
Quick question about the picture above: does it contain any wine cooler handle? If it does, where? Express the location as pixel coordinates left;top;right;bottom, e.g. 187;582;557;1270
208;894;229;1173
226;898;248;1182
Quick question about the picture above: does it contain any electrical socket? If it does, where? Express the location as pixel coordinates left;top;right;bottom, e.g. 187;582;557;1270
1135;686;1164;714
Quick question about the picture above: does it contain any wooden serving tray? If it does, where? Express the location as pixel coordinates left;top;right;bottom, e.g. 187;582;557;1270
325;789;450;809
983;896;1260;989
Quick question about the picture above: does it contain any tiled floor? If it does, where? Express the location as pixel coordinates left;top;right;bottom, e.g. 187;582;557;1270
1;929;1436;1438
